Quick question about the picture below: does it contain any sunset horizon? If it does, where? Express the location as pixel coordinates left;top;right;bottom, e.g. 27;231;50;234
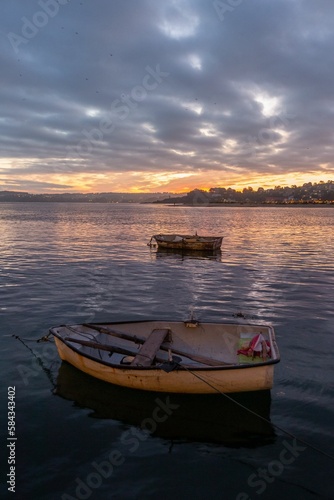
1;172;331;195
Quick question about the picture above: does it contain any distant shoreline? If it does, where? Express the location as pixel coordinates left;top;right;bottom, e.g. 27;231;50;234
0;200;333;207
1;181;333;205
159;202;334;208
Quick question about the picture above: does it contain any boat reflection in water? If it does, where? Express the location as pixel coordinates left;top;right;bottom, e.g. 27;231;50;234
153;247;222;262
54;362;275;448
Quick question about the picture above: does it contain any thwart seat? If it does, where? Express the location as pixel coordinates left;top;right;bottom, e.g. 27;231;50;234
131;329;170;366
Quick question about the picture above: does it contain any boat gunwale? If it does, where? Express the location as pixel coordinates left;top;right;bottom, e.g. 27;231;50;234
50;319;280;372
154;234;223;240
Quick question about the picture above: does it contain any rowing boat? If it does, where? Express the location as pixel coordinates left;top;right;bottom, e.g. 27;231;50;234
148;234;223;251
50;319;280;393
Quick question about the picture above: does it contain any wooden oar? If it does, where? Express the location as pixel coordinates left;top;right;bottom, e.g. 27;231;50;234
83;324;143;344
64;337;165;364
83;323;231;366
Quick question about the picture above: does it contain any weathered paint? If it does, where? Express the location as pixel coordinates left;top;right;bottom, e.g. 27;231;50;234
54;337;274;394
154;234;223;251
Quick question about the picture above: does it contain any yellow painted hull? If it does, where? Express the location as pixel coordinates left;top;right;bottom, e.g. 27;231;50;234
54;336;274;394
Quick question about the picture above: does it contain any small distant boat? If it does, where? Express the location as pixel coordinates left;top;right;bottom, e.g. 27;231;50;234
50;320;280;394
149;234;223;251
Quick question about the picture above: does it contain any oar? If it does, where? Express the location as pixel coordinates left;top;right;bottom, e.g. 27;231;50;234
64;337;166;364
83;323;143;344
84;323;231;366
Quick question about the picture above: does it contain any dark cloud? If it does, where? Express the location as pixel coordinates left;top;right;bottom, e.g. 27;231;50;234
1;0;334;191
0;177;71;191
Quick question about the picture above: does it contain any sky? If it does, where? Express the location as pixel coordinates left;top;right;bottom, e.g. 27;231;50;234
1;0;334;194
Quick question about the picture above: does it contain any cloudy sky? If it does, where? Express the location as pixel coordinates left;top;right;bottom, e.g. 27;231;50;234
1;0;334;193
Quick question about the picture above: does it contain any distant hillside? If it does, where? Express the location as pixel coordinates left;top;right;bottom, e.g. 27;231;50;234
0;191;182;203
154;181;334;205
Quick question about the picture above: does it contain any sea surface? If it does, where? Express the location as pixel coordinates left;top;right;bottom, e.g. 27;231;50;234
0;203;333;500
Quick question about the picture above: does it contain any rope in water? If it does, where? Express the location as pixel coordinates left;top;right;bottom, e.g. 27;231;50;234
12;334;56;387
180;363;334;461
12;332;54;343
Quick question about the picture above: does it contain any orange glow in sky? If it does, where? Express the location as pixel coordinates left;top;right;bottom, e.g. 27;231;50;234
1;169;331;194
0;158;332;193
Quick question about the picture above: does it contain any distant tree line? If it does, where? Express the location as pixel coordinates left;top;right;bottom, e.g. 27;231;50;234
158;180;334;205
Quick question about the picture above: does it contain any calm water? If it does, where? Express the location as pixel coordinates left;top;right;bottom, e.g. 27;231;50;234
0;203;333;500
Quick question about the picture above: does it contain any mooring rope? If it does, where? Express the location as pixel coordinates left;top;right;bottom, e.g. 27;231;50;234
12;332;54;343
12;334;57;388
180;363;334;462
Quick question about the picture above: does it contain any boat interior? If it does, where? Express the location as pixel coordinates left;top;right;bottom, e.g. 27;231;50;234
53;321;278;369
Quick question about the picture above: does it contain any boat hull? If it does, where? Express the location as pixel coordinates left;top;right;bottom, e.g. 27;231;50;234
54;336;275;394
152;234;223;251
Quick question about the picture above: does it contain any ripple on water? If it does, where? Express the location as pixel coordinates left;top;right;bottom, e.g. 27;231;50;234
0;203;333;499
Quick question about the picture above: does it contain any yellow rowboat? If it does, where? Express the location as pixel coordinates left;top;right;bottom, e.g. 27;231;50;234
50;320;280;394
148;234;223;251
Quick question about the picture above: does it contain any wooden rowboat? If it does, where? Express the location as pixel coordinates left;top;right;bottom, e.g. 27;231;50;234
149;234;223;251
50;320;280;394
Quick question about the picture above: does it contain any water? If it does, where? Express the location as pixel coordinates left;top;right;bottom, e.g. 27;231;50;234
0;203;333;499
